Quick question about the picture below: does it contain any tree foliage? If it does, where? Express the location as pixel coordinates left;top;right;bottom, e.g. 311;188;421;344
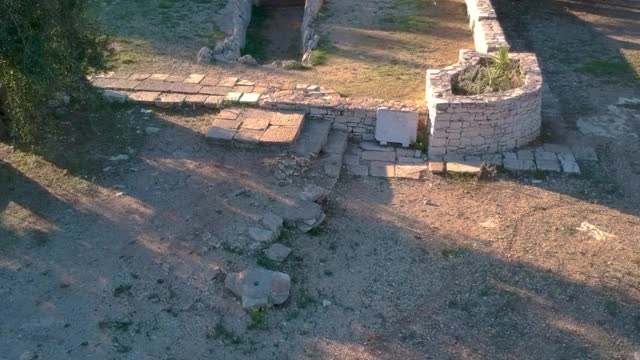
0;0;110;144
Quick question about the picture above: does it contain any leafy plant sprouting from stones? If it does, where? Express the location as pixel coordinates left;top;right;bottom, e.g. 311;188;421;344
207;322;243;345
453;48;524;95
246;307;268;330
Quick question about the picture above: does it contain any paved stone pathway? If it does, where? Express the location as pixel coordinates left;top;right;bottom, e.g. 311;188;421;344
92;71;597;178
207;108;305;147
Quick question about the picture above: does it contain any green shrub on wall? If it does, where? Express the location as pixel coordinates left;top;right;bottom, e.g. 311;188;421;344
0;0;110;145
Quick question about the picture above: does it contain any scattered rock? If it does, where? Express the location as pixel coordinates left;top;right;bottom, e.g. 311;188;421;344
145;127;160;135
238;54;258;66
322;300;331;307
225;267;291;308
248;227;275;243
300;184;330;203
261;213;284;235
196;46;214;64
264;243;291;262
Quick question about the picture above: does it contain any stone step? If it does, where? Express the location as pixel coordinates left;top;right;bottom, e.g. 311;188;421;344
206;108;305;148
319;130;349;186
321;130;349;156
292;118;332;157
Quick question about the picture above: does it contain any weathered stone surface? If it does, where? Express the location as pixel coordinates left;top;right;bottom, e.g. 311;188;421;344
218;77;239;87
264;243;291;262
503;158;536;171
536;159;561;172
129;91;160;104
197;47;214;63
558;153;581;174
200;86;228;96
155;93;186;108
242;117;270;131
240;92;261;104
200;76;219;86
570;145;598;161
293;119;332;157
165;75;186;82
261;126;300;144
129;73;151;81
225;267;291;308
234;128;263;144
184;74;205;84
224;92;243;103
249;227;275;243
136;79;172;92
362;151;396;162
375;109;419;147
149;73;170;81
347;164;369;176
184;94;208;105
359;142;394;152
369;161;395;177
102;90;128;103
204;96;224;108
261;213;284;235
447;161;482;174
217;109;241;120
169;82;202;94
206;127;236;142
300;184;330;203
428;161;446;174
238;55;258;66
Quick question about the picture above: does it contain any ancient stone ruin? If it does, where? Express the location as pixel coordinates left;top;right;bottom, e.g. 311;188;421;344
198;0;323;66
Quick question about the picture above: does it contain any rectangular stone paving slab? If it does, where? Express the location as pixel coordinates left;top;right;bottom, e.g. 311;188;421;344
206;127;236;142
136;79;172;92
184;94;208;106
218;77;239;87
149;74;170;81
207;108;305;149
200;76;219;86
200;86;229;96
93;78;140;90
155;93;186;108
169;82;202;94
204;96;224;108
165;75;186;82
240;92;261;104
362;150;396;162
224;92;243;103
184;74;205;84
261;126;301;145
129;91;160;104
234;128;263;144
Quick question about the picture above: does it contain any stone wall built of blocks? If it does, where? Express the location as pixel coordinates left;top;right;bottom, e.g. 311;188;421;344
464;0;509;53
426;50;542;157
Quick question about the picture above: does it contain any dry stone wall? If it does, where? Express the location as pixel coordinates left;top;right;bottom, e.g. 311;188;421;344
464;0;508;53
426;50;542;157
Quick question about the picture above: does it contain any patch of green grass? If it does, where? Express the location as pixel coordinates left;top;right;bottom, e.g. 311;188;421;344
297;287;317;309
246;308;268;330
256;254;283;271
207;322;243;345
242;6;271;62
441;247;468;259
576;59;636;80
383;0;433;32
206;25;226;47
311;48;329;66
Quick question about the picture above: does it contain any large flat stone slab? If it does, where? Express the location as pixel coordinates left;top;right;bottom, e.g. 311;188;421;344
206;108;305;148
375;109;419;147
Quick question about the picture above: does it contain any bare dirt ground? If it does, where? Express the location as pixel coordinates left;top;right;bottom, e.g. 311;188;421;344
89;0;472;101
2;0;640;359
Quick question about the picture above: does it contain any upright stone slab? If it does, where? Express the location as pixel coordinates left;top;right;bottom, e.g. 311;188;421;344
375;109;419;148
